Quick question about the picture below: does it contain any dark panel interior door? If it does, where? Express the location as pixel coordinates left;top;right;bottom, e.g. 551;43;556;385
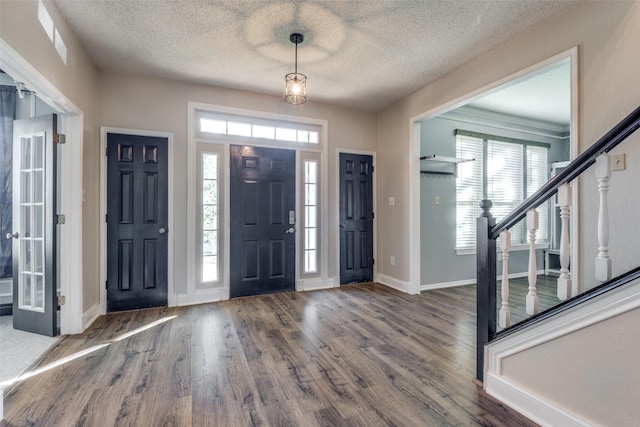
107;133;168;311
11;114;57;336
339;153;373;285
230;145;295;298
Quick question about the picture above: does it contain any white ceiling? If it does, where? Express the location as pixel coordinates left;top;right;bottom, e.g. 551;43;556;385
53;0;579;113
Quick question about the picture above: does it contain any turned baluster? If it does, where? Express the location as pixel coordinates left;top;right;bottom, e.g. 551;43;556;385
526;209;539;315
595;154;612;282
498;229;511;329
557;183;572;300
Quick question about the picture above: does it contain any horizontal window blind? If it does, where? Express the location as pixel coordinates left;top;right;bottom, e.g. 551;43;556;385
455;132;549;250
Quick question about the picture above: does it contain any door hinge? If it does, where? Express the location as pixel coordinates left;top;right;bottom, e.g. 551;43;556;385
55;133;66;144
105;214;108;223
58;295;66;306
105;281;108;289
372;212;375;219
372;258;375;265
56;214;66;225
372;166;374;172
105;146;108;156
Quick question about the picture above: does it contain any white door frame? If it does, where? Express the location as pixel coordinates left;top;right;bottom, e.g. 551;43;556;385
0;38;84;335
409;47;580;295
99;127;175;312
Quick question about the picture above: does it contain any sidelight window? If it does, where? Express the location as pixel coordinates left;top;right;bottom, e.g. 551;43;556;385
200;152;219;283
304;160;318;273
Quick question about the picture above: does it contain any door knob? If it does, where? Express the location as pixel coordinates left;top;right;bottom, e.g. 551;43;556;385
6;232;19;240
158;227;167;234
285;227;295;234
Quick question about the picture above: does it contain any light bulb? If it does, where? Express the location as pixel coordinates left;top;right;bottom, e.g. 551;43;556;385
292;82;301;94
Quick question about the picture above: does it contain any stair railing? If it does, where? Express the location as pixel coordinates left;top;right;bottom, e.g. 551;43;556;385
476;105;640;381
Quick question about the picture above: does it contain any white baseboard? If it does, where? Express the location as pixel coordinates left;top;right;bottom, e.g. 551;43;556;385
176;288;223;306
297;276;339;292
485;373;588;427
377;274;412;294
420;270;545;292
82;303;101;331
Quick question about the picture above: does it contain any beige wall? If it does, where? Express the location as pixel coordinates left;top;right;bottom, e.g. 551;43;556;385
98;72;377;294
376;1;640;287
0;0;100;312
502;306;640;426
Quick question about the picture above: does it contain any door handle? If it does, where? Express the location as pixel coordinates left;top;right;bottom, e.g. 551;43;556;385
285;227;295;234
6;232;19;240
158;227;167;234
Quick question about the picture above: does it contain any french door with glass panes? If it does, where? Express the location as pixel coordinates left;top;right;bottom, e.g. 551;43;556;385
10;114;58;336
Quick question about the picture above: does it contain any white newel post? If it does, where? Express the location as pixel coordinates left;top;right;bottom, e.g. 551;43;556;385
526;209;539;315
499;229;511;329
557;183;572;300
595;154;612;282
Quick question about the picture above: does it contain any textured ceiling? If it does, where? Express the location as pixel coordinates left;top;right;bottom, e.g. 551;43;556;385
53;0;579;112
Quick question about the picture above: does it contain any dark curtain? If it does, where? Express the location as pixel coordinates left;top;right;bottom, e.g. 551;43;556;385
0;85;16;279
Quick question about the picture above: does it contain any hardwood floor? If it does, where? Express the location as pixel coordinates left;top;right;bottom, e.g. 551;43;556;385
2;283;541;426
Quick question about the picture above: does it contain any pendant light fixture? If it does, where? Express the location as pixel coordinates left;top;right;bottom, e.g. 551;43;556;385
284;33;307;105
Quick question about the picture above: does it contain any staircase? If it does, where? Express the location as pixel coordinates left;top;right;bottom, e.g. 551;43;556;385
475;106;640;425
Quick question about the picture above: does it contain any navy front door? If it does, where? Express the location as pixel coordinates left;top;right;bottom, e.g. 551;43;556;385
106;133;168;311
339;153;374;284
230;145;296;298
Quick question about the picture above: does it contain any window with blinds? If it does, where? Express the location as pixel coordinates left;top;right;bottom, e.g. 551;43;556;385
455;131;549;250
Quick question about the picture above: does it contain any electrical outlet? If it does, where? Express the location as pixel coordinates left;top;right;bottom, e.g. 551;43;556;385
390;256;396;266
388;196;395;206
611;153;626;171
435;196;440;205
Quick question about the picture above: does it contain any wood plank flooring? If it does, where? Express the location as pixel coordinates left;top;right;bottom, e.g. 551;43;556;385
2;283;541;426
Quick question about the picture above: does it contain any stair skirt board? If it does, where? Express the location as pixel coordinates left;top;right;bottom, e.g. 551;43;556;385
484;280;640;426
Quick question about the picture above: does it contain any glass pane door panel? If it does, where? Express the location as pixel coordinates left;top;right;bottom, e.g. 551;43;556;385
33;170;44;203
34;135;45;168
34;275;44;309
21;274;31;306
21;137;31;169
18;133;47;312
21;171;31;203
34;239;44;273
34;205;44;238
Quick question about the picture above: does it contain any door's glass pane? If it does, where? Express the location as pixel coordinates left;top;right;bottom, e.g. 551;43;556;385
21;240;31;272
33;205;44;238
202;256;218;282
33;170;44;203
275;127;297;142
34;239;44;273
297;130;309;143
306;228;317;250
21;171;31;203
22;274;31;307
306;206;316;228
308;131;319;144
200;118;226;134
253;125;275;140
203;205;217;230
34;135;45;169
203;180;217;205
21;137;31;169
34;274;44;309
203;230;217;256
305;183;317;205
228;122;251;137
202;154;217;179
22;205;31;237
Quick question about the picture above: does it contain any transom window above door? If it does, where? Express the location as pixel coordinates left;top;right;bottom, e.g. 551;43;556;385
196;111;320;145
